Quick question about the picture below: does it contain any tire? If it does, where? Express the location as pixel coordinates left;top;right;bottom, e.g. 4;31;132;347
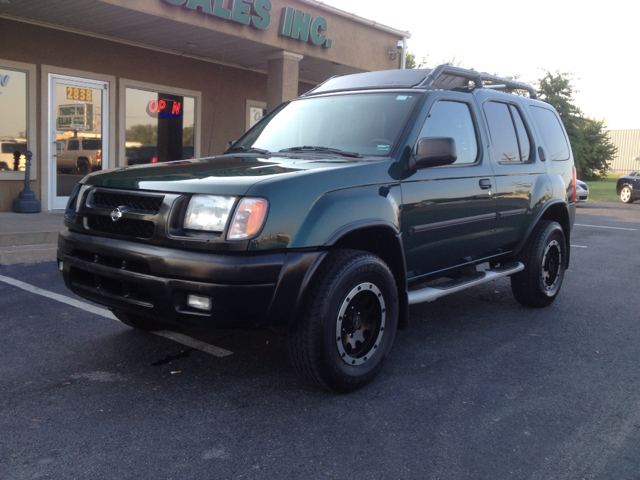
77;158;90;175
620;186;633;204
111;309;169;331
511;220;566;308
288;250;399;393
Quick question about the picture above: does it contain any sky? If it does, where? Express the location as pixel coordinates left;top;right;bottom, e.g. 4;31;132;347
323;0;638;130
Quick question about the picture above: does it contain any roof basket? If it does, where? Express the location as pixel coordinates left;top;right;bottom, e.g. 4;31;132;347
421;64;537;99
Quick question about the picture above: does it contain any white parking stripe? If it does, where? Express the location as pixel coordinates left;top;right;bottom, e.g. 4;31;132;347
575;223;637;231
571;245;588;248
0;274;233;358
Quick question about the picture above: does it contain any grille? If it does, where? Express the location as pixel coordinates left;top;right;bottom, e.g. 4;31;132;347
89;191;164;214
87;215;155;239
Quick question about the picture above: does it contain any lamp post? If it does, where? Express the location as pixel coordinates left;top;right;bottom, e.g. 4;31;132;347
13;150;41;213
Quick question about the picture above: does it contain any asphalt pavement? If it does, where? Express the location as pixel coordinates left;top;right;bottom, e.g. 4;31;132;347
1;201;639;479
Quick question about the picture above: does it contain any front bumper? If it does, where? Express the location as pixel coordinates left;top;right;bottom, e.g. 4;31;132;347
58;229;325;329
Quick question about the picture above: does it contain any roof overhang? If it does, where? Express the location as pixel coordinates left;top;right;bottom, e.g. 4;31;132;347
0;0;411;84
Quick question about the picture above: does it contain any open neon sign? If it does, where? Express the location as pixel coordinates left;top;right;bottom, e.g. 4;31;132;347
146;99;183;118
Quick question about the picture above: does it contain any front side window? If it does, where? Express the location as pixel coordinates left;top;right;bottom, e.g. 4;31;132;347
234;93;420;156
0;67;28;171
125;87;196;165
418;100;478;164
484;101;532;163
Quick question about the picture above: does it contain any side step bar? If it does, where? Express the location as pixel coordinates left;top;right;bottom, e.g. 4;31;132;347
407;261;524;305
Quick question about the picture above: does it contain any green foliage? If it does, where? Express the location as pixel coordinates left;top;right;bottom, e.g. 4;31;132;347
405;51;425;69
405;52;461;70
536;71;616;180
126;124;157;145
571;117;617;180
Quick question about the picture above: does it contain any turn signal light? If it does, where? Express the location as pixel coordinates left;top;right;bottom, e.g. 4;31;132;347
228;198;269;239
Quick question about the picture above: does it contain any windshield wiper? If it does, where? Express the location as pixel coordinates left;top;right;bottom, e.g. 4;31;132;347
279;146;362;158
226;146;271;155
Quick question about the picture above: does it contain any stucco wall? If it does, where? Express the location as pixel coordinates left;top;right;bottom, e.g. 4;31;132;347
0;18;316;210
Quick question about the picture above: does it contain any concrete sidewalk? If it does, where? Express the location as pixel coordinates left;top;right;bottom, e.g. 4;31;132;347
0;211;65;265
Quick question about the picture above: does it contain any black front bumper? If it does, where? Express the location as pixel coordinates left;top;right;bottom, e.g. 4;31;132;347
58;229;326;329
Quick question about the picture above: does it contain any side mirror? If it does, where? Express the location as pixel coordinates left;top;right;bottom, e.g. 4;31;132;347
410;136;457;170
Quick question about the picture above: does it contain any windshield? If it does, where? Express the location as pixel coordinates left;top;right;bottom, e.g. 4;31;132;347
232;92;419;156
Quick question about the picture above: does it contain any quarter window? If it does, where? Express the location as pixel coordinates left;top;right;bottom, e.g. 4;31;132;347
484;101;531;163
529;106;570;161
419;100;478;164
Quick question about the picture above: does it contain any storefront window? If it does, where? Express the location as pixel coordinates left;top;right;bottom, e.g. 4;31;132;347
125;87;195;166
0;68;28;171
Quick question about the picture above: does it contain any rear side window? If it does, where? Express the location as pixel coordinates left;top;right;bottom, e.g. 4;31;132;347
419;100;478;164
82;139;101;150
67;140;79;151
529;106;570;161
483;101;531;163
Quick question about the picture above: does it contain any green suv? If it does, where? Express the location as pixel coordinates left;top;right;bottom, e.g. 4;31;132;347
58;65;577;392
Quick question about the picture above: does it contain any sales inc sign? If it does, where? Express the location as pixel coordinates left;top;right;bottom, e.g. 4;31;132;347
161;0;333;48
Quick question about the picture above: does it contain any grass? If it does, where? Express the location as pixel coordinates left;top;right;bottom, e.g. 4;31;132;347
583;174;620;202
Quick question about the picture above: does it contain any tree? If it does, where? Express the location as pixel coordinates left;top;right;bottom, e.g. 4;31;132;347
535;71;616;180
126;124;157;145
405;52;462;70
405;51;426;69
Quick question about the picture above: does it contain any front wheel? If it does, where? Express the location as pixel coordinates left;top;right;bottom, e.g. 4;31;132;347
511;221;566;308
620;186;633;203
288;250;399;393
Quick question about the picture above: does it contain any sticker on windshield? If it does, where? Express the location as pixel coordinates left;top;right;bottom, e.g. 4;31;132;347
396;95;409;100
376;145;390;152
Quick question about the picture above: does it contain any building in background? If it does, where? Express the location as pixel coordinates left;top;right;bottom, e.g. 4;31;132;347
0;0;410;211
606;130;640;174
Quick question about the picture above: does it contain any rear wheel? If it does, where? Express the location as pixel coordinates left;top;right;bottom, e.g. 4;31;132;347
620;186;633;203
511;221;566;308
288;250;398;392
77;158;90;175
111;309;169;331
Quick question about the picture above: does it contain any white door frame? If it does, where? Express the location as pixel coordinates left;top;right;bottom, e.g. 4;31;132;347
41;66;115;211
47;73;109;210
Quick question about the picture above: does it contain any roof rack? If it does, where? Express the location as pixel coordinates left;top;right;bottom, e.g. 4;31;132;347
421;64;537;99
302;65;537;99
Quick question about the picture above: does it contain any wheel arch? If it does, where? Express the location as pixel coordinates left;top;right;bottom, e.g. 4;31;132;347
328;223;409;329
515;199;573;270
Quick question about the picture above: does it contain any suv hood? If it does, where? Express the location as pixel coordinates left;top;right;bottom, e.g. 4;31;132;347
83;154;375;195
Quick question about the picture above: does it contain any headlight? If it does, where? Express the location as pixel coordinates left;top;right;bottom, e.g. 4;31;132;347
184;194;236;232
228;198;269;239
76;185;91;212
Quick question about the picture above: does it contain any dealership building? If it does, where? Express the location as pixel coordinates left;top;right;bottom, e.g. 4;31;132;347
0;0;409;211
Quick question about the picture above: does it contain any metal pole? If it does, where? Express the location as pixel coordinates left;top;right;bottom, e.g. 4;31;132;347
13;150;41;213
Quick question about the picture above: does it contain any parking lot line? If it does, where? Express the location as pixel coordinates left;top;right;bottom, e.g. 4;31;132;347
0;274;233;358
575;223;637;231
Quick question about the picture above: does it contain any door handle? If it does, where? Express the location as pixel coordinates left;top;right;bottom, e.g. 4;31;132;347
53;140;64;157
479;179;492;189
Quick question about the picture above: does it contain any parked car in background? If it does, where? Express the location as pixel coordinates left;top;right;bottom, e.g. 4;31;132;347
126;144;157;165
126;144;195;165
617;169;640;203
576;180;589;202
57;138;102;175
0;138;27;171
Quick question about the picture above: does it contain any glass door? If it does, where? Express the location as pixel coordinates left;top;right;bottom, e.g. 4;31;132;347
49;74;108;209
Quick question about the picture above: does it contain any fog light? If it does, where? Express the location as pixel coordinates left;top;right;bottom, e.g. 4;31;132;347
58;260;64;272
187;294;212;312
